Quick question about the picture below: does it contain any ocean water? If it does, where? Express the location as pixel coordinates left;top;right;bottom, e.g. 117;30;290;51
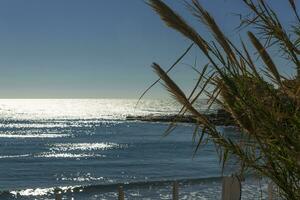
0;99;268;199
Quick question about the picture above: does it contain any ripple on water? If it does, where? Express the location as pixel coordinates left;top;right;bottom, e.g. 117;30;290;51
0;133;70;138
35;153;106;158
49;142;122;151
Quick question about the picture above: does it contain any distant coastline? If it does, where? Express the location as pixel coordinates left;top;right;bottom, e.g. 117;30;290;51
126;109;234;126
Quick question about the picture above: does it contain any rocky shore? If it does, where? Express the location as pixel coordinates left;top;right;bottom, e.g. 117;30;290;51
126;109;235;126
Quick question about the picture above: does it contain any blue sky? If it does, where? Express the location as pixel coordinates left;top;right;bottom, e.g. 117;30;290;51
0;0;295;98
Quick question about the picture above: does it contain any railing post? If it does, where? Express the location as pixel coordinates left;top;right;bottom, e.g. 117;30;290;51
268;181;280;200
172;181;179;200
54;188;62;200
118;185;125;200
268;181;273;200
222;176;241;200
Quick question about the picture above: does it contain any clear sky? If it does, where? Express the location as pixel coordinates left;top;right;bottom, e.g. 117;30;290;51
0;0;295;98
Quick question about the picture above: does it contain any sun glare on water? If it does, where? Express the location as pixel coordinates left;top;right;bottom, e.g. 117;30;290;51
0;99;179;120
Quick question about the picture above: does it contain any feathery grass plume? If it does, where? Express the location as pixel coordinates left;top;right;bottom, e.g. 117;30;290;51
152;63;210;126
147;0;228;77
162;64;210;137
146;0;300;199
188;0;238;64
147;0;208;54
241;0;300;78
241;40;261;79
248;31;282;85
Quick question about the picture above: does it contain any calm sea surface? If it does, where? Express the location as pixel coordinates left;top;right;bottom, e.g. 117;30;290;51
0;99;268;199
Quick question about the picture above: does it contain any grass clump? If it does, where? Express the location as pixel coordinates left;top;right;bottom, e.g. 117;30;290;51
146;0;300;199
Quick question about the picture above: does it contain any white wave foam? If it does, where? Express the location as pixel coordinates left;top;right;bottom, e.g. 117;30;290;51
8;178;269;198
50;142;120;151
35;153;105;158
11;188;52;196
0;154;30;159
0;123;68;129
0;133;70;138
61;176;104;182
10;185;81;196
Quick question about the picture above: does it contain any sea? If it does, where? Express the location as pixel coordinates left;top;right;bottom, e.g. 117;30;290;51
0;99;269;200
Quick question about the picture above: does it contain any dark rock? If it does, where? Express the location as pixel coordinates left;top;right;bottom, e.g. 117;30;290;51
126;109;235;126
